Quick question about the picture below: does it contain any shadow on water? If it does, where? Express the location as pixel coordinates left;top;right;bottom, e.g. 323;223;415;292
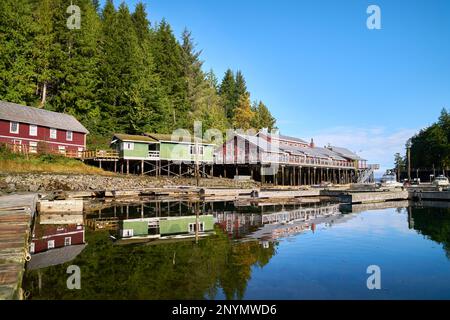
22;199;450;300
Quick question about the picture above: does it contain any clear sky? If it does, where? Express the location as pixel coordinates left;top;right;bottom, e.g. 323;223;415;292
103;0;450;174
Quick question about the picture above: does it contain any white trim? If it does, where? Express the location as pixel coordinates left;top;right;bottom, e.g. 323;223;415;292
39;230;83;240
47;240;55;249
29;124;37;136
159;140;216;146
49;128;57;139
0;135;85;148
66;130;73;141
9;121;19;134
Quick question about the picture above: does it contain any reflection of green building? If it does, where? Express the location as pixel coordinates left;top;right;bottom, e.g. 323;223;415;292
120;215;215;239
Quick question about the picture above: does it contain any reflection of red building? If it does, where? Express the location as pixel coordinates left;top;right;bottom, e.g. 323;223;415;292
31;224;85;254
215;213;262;239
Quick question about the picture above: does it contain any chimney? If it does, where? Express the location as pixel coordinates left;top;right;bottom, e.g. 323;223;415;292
310;138;315;148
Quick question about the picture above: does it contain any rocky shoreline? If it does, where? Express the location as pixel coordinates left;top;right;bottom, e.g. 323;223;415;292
0;173;259;194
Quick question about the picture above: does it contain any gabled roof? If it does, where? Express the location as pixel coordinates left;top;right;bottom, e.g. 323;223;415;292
0;100;89;134
236;134;284;153
258;131;308;145
112;133;157;143
328;146;364;161
144;133;214;145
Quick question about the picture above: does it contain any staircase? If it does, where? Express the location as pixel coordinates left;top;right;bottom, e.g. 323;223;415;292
357;164;380;184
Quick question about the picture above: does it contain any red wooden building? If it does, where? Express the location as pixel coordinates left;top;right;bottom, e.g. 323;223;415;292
0;100;89;156
30;223;85;254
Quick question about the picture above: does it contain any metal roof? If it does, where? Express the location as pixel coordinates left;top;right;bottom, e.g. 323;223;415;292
259;131;308;144
113;133;158;143
145;133;214;145
0;100;89;133
236;134;284;153
328;146;364;161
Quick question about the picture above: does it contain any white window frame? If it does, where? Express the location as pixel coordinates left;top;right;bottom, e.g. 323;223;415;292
30;242;35;254
189;145;204;156
123;142;134;151
66;130;73;141
58;145;66;154
29;125;37;136
10;121;19;134
50;128;57;139
29;141;38;154
47;240;55;249
122;229;134;238
64;237;72;246
188;222;205;233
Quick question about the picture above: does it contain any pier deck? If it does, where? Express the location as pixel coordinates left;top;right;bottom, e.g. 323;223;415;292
0;194;37;300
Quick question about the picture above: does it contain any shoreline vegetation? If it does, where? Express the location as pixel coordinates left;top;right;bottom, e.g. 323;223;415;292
0;0;276;148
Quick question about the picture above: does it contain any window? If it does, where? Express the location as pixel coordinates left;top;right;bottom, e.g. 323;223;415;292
58;146;66;154
30;243;35;254
47;240;55;250
64;237;72;246
189;145;204;155
50;128;57;139
122;229;134;238
188;222;205;234
66;130;73;141
10;121;19;134
77;147;83;157
123;142;134;150
29;141;38;154
29;125;37;136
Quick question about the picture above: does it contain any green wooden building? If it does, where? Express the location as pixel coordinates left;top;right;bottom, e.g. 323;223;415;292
111;133;160;161
144;133;215;163
110;133;216;176
120;215;215;239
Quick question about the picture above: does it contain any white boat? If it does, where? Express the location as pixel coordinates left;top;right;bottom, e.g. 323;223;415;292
432;175;450;187
380;171;403;188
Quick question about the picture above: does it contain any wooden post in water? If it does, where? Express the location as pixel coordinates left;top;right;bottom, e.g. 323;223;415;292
195;201;199;244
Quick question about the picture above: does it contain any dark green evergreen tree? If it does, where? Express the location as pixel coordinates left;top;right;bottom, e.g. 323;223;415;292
0;0;36;105
219;69;236;119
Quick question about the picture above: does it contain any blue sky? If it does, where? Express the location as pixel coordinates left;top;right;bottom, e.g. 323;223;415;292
103;0;450;174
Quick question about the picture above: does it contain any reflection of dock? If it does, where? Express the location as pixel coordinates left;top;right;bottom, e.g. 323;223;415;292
86;217;119;231
262;204;340;224
0;194;37;300
342;200;410;213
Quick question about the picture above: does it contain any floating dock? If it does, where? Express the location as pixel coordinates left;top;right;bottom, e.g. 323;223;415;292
0;193;37;300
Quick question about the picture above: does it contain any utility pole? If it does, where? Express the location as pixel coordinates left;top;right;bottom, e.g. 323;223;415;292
195;138;200;187
407;144;411;182
195;201;199;244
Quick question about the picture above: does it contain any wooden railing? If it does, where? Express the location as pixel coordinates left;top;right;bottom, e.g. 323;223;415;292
1;142;81;158
1;142;119;160
82;150;119;160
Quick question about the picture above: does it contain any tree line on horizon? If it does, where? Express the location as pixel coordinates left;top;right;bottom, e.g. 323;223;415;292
395;108;450;174
0;0;276;144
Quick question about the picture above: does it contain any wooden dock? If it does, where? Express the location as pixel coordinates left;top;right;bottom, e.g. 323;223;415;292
0;193;37;300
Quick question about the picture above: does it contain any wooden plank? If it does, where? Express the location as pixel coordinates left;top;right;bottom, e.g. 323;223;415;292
0;194;37;300
38;200;83;213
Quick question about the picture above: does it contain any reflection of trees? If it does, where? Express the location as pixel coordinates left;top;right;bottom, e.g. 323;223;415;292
23;227;276;300
411;206;450;258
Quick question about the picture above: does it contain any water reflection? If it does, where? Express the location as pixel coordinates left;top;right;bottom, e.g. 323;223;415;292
23;200;450;300
28;214;86;271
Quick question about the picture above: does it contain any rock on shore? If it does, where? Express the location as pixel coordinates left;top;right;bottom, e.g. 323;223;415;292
0;173;258;193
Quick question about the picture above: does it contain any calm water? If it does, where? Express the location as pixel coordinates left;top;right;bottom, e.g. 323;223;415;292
23;200;450;300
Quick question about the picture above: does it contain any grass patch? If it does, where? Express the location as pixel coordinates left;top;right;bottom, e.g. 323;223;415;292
0;147;114;175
